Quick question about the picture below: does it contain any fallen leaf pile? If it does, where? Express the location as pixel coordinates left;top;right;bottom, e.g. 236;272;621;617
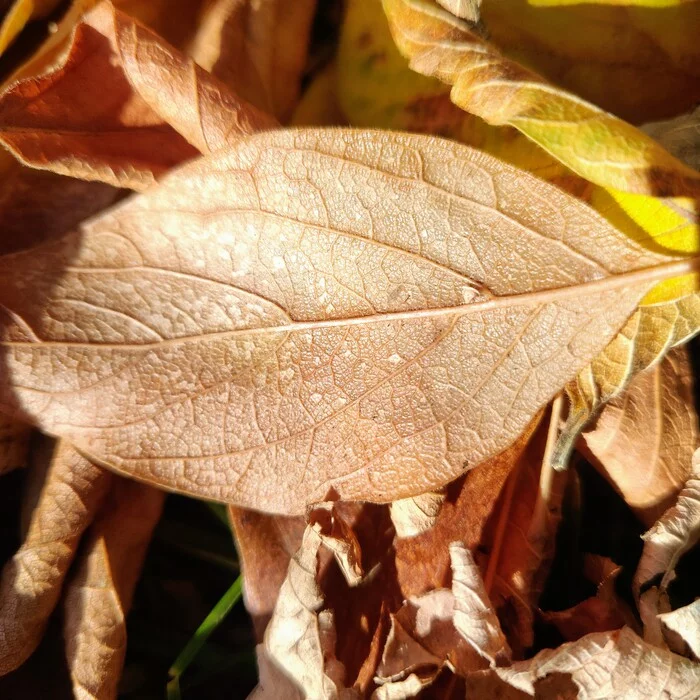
0;0;698;697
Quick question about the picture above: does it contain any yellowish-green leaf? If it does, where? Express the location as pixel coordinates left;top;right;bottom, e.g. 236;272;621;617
382;0;700;197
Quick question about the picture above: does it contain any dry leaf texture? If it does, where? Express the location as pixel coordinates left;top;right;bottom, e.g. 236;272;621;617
635;449;700;596
0;129;693;513
582;347;699;525
0;2;274;190
659;600;700;661
190;0;318;122
64;479;164;700
0;414;29;474
382;0;700;197
643;107;700;173
390;491;445;538
0;439;112;674
496;626;700;698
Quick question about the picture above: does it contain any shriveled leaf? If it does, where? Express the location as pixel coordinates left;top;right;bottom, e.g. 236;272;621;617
190;0;318;122
643;106;700;173
0;129;692;513
659;599;700;661
263;524;338;699
530;0;695;6
0;414;30;474
580;347;698;525
228;507;305;639
0;2;274;190
390;491;445;539
0;438;112;674
496;626;700;698
373;673;428;699
634;449;700;596
64;479;164;700
450;542;510;665
555;295;700;474
382;0;700;197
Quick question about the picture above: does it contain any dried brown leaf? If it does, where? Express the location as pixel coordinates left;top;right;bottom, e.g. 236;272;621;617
450;542;510;665
63;478;164;700
0;438;112;675
190;0;318;122
643;106;700;173
394;419;540;598
0;129;690;513
582;347;699;525
496;626;700;698
228;507;305;640
634;449;700;597
0;1;274;190
263;524;338;699
435;0;481;22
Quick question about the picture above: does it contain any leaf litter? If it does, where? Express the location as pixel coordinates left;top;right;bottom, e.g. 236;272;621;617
0;0;698;697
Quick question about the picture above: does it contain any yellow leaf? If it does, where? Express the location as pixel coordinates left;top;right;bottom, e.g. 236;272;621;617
483;0;700;123
382;0;700;197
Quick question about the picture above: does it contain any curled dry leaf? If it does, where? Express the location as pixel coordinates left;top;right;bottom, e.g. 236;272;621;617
643;106;700;173
580;346;699;525
63;478;164;700
555;295;700;474
228;507;305;639
0;129;692;513
381;0;700;196
390;491;445;539
659;599;700;661
450;543;510;665
436;0;481;22
634;449;700;597
495;626;700;698
0;1;274;190
189;0;318;123
263;524;339;699
0;438;112;675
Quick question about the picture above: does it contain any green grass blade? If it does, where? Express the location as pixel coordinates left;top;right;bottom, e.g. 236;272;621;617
167;575;243;693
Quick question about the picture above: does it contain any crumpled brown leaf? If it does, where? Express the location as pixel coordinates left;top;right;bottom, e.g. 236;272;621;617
389;491;446;539
634;449;700;598
189;0;318;123
581;346;699;526
0;438;112;675
495;626;700;698
0;128;690;514
0;1;274;190
658;599;700;662
63;478;164;700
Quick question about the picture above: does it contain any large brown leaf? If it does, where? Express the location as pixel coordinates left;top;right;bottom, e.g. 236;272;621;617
0;129;695;514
